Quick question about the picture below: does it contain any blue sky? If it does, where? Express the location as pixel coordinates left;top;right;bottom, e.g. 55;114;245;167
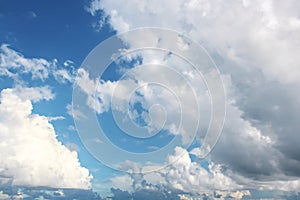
1;0;300;199
0;0;114;62
0;0;117;194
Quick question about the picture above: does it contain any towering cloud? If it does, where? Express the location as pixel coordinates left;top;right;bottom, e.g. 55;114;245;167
0;42;92;189
0;87;92;189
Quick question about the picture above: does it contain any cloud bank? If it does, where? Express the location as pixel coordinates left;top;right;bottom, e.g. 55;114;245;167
87;0;300;193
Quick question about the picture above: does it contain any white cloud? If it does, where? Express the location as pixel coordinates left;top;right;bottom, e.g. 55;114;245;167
110;146;239;194
215;190;251;200
90;0;300;84
0;87;92;189
66;104;87;120
53;69;74;83
0;191;9;200
10;86;55;102
75;59;209;144
88;0;300;192
157;147;239;192
0;44;53;81
75;68;117;114
178;190;251;200
63;60;74;67
110;175;134;192
47;116;65;122
0;44;75;84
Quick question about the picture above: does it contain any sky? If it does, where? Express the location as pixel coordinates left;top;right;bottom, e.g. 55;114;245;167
0;0;300;199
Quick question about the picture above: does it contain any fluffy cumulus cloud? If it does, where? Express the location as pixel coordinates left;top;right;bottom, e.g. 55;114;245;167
0;87;92;189
0;44;92;189
108;147;252;198
146;147;239;192
87;0;300;193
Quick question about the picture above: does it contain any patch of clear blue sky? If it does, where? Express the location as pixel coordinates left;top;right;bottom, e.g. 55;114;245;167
0;0;115;63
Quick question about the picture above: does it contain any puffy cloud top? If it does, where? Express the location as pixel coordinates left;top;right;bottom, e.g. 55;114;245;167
0;87;92;189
